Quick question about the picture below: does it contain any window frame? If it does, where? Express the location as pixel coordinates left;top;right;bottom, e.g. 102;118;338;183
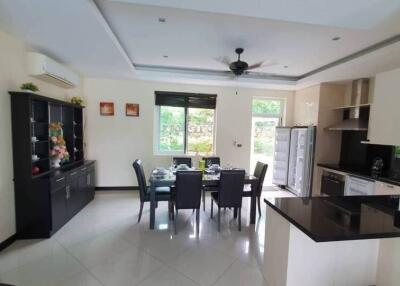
154;105;216;156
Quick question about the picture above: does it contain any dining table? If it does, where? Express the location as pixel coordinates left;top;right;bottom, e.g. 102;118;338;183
148;168;259;230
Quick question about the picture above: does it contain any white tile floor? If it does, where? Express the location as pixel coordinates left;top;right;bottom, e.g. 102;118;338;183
0;188;294;286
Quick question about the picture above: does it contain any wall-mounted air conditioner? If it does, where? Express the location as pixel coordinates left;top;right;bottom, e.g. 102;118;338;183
27;52;80;88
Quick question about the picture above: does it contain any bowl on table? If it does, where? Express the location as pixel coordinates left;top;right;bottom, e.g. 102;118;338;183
176;164;190;171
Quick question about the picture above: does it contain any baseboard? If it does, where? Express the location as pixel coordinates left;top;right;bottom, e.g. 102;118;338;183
0;233;17;252
95;186;139;191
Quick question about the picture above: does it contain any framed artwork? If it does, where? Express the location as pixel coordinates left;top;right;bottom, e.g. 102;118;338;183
126;103;139;117
100;102;114;116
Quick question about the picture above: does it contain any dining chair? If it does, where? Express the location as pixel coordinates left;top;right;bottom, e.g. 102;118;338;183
202;156;220;167
210;169;245;231
201;156;221;210
172;171;203;234
173;157;192;168
133;159;172;223
242;161;268;217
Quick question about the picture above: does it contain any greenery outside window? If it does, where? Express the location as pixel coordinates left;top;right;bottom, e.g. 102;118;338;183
155;91;216;155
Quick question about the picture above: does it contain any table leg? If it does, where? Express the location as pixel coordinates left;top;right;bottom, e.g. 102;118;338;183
150;185;156;230
250;182;256;224
233;207;238;218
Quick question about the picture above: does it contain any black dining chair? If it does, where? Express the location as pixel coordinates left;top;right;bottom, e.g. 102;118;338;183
203;156;220;168
171;171;203;234
173;157;192;168
242;162;268;217
133;159;172;223
210;169;245;231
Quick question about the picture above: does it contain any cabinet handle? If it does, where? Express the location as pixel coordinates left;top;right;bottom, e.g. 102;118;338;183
56;177;65;182
66;186;70;199
386;184;395;189
81;168;87;171
71;171;78;176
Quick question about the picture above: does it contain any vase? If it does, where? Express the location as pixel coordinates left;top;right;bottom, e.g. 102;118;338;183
51;157;61;168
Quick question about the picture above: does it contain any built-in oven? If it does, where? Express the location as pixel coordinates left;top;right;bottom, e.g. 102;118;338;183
321;171;345;196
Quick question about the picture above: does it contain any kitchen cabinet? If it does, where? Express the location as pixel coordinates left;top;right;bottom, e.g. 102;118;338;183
374;181;400;195
368;68;400;146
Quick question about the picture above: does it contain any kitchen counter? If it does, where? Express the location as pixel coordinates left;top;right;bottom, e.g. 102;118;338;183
262;196;400;286
318;163;400;186
264;196;400;242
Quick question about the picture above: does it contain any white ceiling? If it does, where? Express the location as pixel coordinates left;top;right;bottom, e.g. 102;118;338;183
111;0;400;29
0;0;400;88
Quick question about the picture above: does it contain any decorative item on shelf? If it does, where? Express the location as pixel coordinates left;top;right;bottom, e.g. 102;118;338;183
32;166;40;175
49;122;70;168
100;102;114;116
31;136;38;143
32;154;39;161
71;96;84;106
126;103;139;117
20;82;39;92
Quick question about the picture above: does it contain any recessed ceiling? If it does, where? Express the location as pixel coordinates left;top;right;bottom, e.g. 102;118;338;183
111;0;400;29
97;0;400;77
0;0;400;88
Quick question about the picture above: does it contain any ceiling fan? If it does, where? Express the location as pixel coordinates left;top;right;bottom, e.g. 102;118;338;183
216;48;278;76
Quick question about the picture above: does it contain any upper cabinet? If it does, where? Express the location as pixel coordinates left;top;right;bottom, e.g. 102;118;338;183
368;68;400;146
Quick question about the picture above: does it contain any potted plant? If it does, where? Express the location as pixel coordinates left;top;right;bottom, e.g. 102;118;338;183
20;82;39;92
49;122;70;168
71;96;84;106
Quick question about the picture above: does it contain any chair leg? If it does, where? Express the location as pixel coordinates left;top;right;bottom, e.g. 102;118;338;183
196;208;200;235
174;209;178;234
210;198;214;218
257;196;262;217
218;207;221;232
238;207;242;232
202;191;206;211
137;201;144;223
193;209;195;213
171;202;175;220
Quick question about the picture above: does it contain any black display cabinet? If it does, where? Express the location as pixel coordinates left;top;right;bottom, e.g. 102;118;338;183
10;91;95;239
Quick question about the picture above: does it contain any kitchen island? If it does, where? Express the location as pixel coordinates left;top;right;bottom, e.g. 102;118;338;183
263;195;400;286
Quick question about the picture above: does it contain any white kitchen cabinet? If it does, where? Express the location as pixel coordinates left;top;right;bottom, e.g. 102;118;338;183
374;181;400;195
368;68;400;146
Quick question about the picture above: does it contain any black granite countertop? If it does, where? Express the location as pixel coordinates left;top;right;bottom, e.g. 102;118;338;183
318;163;400;186
264;196;400;242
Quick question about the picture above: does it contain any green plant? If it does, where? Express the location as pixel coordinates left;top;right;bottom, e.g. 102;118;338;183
71;96;84;106
20;82;39;92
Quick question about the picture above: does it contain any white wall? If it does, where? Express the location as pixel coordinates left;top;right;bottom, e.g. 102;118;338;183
0;31;83;243
293;85;320;126
84;78;294;187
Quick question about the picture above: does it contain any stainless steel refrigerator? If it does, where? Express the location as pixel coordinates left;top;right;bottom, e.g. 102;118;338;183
272;126;316;197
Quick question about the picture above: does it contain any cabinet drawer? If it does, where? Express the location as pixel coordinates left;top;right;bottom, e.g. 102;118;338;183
51;175;66;191
374;181;400;195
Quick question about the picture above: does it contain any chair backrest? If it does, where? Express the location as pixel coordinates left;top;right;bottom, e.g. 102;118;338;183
175;171;203;209
203;157;220;167
133;159;147;202
253;162;268;196
218;170;245;208
173;157;192;168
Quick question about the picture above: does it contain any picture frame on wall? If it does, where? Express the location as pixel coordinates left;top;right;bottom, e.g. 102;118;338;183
100;102;114;116
126;103;139;117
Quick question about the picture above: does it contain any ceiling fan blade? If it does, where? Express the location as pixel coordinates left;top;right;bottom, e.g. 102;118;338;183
214;56;232;67
247;61;279;70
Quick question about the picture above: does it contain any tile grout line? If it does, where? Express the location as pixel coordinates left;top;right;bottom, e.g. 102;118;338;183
52;237;107;286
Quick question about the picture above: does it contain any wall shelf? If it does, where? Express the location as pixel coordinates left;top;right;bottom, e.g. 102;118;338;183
331;103;371;111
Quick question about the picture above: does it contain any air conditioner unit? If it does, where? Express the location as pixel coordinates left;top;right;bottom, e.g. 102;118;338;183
27;52;80;88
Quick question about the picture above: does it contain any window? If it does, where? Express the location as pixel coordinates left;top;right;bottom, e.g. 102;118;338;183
155;91;216;155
